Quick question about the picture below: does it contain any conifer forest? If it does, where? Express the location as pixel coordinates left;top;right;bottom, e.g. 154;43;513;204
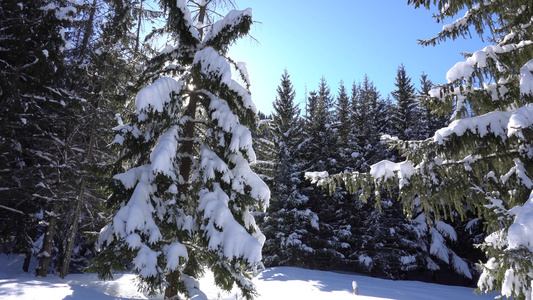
1;0;533;299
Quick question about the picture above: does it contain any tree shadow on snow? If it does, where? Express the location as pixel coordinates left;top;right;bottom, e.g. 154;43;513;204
257;267;353;293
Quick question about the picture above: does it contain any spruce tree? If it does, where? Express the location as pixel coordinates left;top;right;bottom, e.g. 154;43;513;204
259;70;316;267
94;1;269;299
357;195;423;279
346;76;428;278
391;64;421;140
251;113;275;190
270;70;306;207
308;0;533;298
351;75;392;171
303;77;339;173
301;77;355;269
335;80;351;155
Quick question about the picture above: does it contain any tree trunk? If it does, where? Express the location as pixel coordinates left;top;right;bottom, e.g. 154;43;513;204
36;197;60;277
59;66;105;279
58;181;85;278
134;0;143;53
164;270;181;299
164;1;207;296
164;91;198;300
23;252;31;272
78;0;97;61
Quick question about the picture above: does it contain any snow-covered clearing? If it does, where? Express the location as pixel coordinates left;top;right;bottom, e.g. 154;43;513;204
0;255;499;300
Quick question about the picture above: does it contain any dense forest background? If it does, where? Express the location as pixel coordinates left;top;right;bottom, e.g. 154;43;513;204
254;68;481;284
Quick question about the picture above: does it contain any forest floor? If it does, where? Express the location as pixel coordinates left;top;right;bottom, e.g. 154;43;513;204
0;254;499;299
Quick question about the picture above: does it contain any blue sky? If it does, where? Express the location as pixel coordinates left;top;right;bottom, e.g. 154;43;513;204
228;1;488;115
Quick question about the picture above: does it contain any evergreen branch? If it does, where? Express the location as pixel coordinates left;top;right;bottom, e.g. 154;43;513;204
0;204;25;215
203;8;252;54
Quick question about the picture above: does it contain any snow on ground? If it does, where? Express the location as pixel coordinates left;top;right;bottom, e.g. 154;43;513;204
0;255;499;300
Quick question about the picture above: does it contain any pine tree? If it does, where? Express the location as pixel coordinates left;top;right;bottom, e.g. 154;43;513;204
303;77;339;173
258;70;316;267
94;1;269;299
302;77;357;269
335;80;351;155
309;0;533;298
270;69;306;206
391;64;421;140
351;75;392;171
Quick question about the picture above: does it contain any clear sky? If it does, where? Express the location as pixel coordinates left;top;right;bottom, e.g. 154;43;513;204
228;1;488;115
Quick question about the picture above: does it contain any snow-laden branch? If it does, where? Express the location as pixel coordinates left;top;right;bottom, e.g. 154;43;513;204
370;160;415;188
520;59;533;95
175;0;200;41
194;48;256;113
135;77;183;122
203;8;252;52
198;185;262;264
446;41;533;83
194;47;232;85
433;105;533;144
200;90;256;160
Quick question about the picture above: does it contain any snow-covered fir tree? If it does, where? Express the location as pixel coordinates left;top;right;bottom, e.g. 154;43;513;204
350;75;392;171
94;1;269;299
335;81;352;163
258;69;317;267
391;64;423;140
309;0;533;298
303;77;339;173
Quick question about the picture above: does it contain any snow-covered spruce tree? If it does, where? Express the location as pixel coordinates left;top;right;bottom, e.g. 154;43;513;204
309;0;533;298
301;77;354;269
258;69;317;267
391;64;423;140
95;1;269;299
269;70;307;208
393;68;476;280
303;77;339;173
335;80;352;163
409;202;475;281
344;77;428;278
356;193;425;279
405;73;477;282
350;75;393;171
